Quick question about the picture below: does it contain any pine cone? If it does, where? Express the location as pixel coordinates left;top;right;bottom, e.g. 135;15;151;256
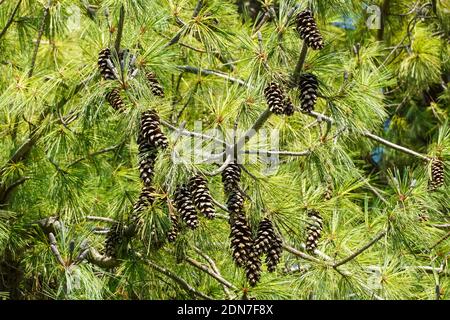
227;189;245;214
296;9;324;50
188;175;216;219
130;186;156;228
324;183;333;201
264;82;286;115
106;88;126;112
104;222;124;258
98;48;116;80
167;211;180;242
137;142;158;187
254;218;275;256
222;163;241;194
246;249;262;287
299;73;319;112
305;210;323;253
429;158;444;190
229;210;253;267
147;72;165;98
283;97;295;116
174;185;199;230
265;235;282;272
139;110;168;149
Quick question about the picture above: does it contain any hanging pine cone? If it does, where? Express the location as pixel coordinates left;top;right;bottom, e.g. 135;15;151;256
147;72;165;98
167;211;180;242
137;142;158;187
98;48;116;80
229;210;253;267
174;185;199;230
129;186;156;230
106;88;126;112
264;82;286;115
104;222;124;258
299;73;319;113
254;218;275;256
429;158;444;190
265;235;283;272
188;175;216;219
283;97;295;116
139;110;168;149
227;189;245;214
222;163;242;194
296;9;324;50
246;249;262;287
324;183;333;201
305;210;323;253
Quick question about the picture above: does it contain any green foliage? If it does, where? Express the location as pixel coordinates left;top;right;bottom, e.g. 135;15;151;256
0;0;448;300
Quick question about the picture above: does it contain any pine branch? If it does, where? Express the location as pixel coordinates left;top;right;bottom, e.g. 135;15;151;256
243;149;310;157
67;143;123;168
48;232;66;267
176;66;247;86
0;0;22;40
282;243;324;264
185;256;236;291
141;256;213;300
292;41;308;83
114;5;125;53
86;216;118;224
28;0;51;78
161;119;228;146
333;230;387;268
430;231;450;250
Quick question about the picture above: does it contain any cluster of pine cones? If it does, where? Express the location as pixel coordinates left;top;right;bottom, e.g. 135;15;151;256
263;9;322;116
222;163;283;287
170;175;217;241
98;47;165;112
101;58;168;257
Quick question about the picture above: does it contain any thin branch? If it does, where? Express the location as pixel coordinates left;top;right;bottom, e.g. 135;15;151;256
204;154;232;176
28;0;51;78
86;216;118;224
141;256;213;300
176;66;247;87
161;119;228;146
67;143;123;168
114;5;125;53
333;230;387;268
243;149;310;157
282;243;323;264
0;0;22;40
362;131;431;162
0;176;30;203
185;256;236;290
430;231;450;250
292;41;308;84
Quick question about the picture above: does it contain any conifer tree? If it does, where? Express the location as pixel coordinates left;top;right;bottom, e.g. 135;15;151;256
0;0;448;300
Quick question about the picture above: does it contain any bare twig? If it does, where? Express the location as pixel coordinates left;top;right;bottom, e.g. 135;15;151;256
86;216;118;224
28;0;51;78
67;143;123;168
430;231;450;250
185;256;236;290
282;243;323;264
176;66;247;87
333;230;387;268
161;119;228;146
0;0;22;40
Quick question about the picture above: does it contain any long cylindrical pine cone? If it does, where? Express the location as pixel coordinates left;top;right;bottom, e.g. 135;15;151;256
246;249;262;287
229;210;253;268
299;73;319;112
129;186;156;228
429;158;444;190
167;210;180;242
305;210;323;253
254;218;275;256
265;235;283;272
98;48;116;80
174;185;199;230
188;175;216;219
106;88;126;112
147;72;165;98
139;110;168;149
104;222;124;258
283;97;295;116
222;163;241;194
296;9;324;50
137;140;158;187
264;82;286;115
